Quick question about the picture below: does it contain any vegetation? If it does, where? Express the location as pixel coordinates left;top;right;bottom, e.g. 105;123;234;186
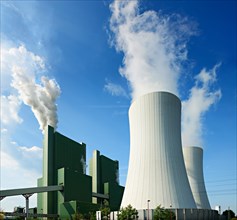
72;211;96;220
223;209;235;220
0;209;4;220
153;205;175;220
99;199;111;219
88;212;96;220
72;212;84;220
117;204;138;220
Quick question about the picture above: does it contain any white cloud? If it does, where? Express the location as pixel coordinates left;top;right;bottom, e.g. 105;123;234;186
0;151;39;211
1;128;8;133
1;95;23;125
18;146;43;159
1;130;42;173
0;2;56;211
182;64;222;147
1;151;20;170
109;0;197;100
2;1;54;49
104;81;128;98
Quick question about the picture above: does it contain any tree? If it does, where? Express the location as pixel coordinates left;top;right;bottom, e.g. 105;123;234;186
88;211;96;220
117;204;138;220
0;208;4;220
223;209;235;220
153;205;175;220
72;212;84;220
100;199;111;219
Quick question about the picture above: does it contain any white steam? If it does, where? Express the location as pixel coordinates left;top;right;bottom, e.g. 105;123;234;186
2;45;61;132
109;1;196;100
80;156;87;174
182;64;222;147
109;0;221;147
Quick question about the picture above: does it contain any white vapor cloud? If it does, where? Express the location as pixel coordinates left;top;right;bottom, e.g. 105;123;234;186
182;64;222;147
104;81;128;98
109;0;221;147
109;1;197;100
1;44;61;132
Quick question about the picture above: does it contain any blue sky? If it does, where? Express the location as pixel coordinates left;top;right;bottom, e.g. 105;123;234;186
0;0;236;214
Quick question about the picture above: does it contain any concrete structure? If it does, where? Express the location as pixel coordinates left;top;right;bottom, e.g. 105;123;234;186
37;125;124;218
121;91;196;209
183;146;211;209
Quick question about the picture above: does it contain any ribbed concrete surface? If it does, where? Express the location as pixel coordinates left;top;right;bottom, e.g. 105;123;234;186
121;92;196;209
183;146;211;209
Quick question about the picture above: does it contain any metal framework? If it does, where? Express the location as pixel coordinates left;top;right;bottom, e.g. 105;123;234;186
0;185;109;218
0;185;63;218
0;185;63;198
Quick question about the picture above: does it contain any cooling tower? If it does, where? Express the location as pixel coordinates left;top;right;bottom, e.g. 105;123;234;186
183;146;211;209
121;92;196;209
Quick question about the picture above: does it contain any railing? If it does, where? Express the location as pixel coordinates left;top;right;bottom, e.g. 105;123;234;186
2;212;59;218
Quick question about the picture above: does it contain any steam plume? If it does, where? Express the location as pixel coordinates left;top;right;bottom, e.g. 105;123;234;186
109;0;221;147
109;1;196;100
182;64;222;147
4;45;61;132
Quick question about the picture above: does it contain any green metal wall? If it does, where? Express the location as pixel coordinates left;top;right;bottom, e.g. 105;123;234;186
54;132;86;173
60;201;100;219
104;182;124;211
38;125;87;215
42;125;55;214
100;155;118;192
58;167;92;202
89;150;124;211
37;178;43;214
38;125;124;218
89;150;100;204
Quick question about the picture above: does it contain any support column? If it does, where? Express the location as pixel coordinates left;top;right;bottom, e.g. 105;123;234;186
23;193;33;219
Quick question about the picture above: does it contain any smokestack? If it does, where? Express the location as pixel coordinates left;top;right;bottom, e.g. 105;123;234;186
121;91;196;209
183;146;211;209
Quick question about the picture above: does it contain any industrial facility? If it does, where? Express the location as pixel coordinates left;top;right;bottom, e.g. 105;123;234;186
121;91;196;209
1;91;219;219
120;91;217;219
37;125;124;218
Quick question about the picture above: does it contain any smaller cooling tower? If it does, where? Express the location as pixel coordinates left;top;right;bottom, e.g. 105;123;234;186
183;146;211;209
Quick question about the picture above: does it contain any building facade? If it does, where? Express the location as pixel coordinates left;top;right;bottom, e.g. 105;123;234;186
37;125;124;218
90;150;124;211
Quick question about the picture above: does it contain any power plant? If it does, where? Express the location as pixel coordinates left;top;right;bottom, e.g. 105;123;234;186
120;91;215;219
37;125;124;218
1;91;218;219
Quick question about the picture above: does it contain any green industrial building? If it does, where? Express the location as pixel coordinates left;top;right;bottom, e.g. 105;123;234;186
37;125;124;218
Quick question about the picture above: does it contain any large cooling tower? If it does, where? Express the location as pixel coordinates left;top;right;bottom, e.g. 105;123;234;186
183;146;211;209
121;92;196;209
